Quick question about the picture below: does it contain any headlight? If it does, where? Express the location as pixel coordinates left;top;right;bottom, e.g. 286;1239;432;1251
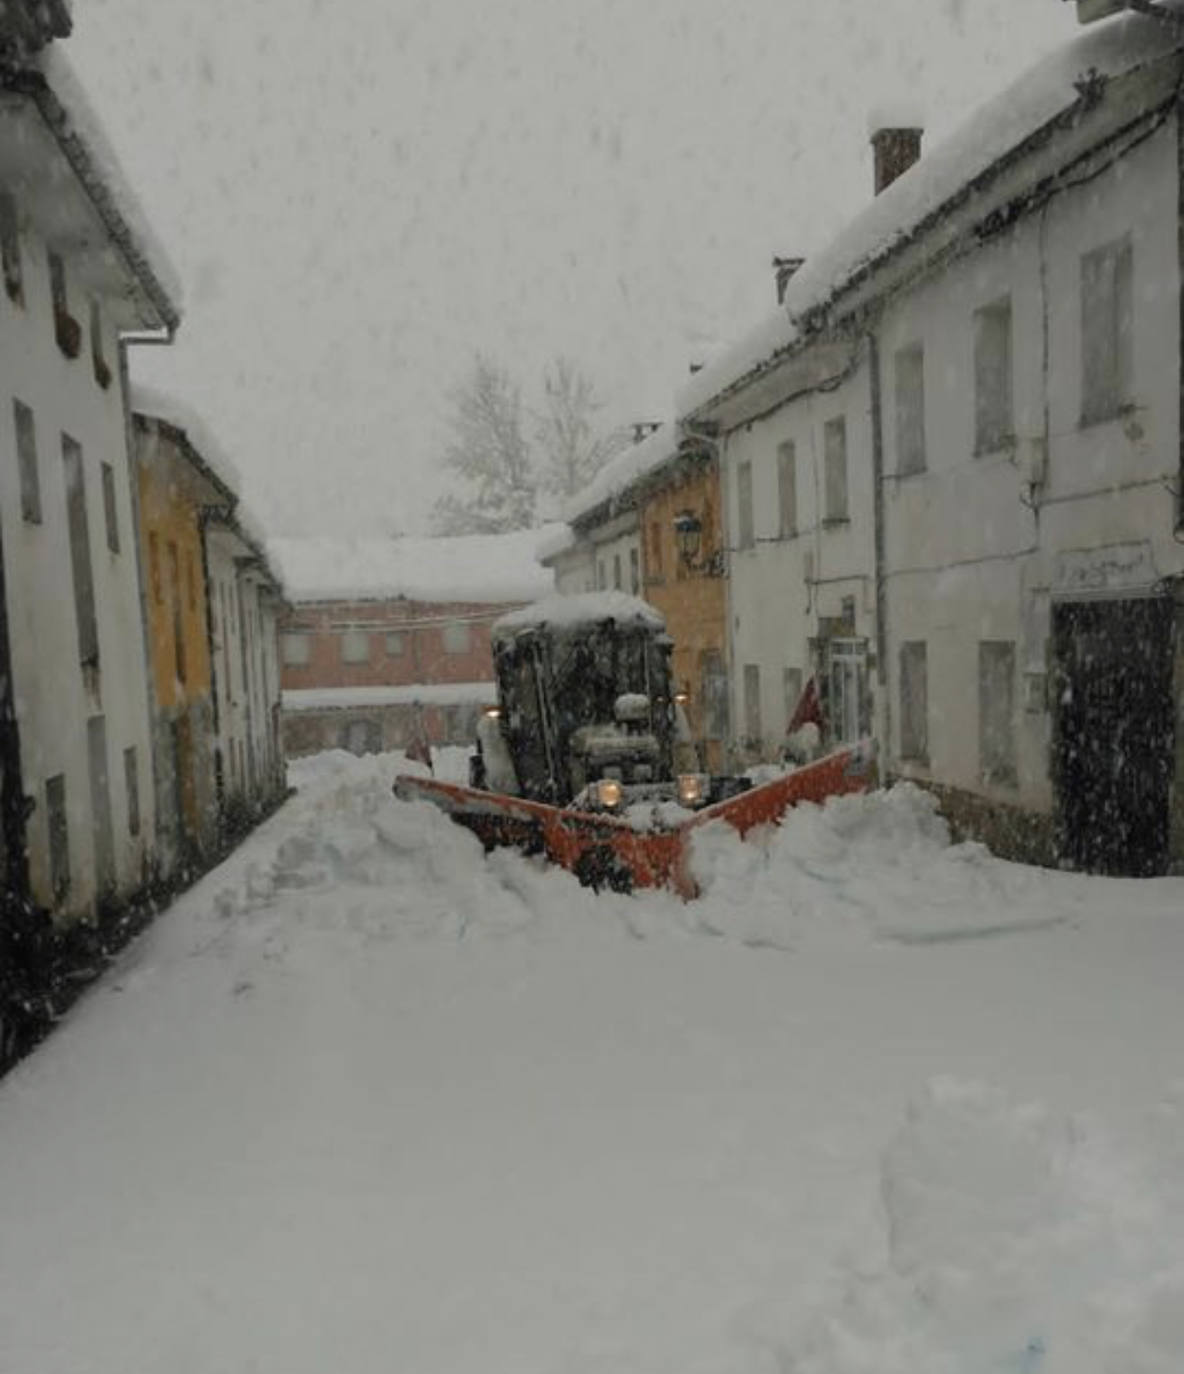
592;778;623;810
482;706;502;719
677;773;708;807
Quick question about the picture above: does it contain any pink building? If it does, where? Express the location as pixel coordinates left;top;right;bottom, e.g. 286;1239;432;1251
271;531;555;757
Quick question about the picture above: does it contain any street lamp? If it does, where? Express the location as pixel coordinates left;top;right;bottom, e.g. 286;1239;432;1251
673;510;702;566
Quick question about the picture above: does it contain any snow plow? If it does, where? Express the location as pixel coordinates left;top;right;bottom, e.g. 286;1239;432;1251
394;593;875;899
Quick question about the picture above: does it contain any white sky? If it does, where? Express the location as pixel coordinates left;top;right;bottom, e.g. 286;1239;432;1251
70;0;1077;537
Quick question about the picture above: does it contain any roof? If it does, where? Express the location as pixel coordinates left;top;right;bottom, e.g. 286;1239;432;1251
563;423;680;527
492;591;666;642
269;526;560;606
132;384;242;504
0;47;181;329
679;7;1184;418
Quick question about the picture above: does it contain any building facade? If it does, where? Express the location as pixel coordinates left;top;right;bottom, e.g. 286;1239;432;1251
273;531;555;758
205;516;286;827
133;412;229;870
0;53;180;923
681;11;1184;874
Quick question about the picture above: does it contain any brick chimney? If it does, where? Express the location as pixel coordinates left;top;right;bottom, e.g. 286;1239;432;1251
773;256;806;305
871;127;923;195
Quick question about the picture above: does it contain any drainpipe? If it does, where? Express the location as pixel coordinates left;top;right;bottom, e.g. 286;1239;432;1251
119;343;164;876
868;330;891;774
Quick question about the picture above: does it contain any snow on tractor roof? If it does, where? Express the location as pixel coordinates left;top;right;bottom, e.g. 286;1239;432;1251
492;591;666;642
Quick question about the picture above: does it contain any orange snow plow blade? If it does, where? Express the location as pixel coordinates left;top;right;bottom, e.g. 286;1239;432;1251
394;740;876;900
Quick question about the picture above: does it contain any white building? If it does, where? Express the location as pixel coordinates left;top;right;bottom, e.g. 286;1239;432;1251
682;10;1184;874
206;512;286;829
0;42;181;921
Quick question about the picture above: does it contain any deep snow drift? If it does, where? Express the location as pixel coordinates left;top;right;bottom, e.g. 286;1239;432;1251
1;749;1182;1374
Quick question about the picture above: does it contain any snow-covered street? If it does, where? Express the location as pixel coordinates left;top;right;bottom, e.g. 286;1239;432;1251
2;754;1183;1374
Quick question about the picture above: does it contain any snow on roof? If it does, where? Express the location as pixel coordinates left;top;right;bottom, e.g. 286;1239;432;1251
34;47;183;326
270;525;560;606
492;591;666;641
679;9;1182;417
132;384;243;500
564;424;678;526
283;682;497;712
535;523;577;563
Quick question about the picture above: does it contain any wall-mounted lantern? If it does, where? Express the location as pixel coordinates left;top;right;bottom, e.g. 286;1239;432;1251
673;508;724;577
673;510;702;566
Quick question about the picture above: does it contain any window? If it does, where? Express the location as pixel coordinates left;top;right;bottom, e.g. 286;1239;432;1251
49;252;81;359
63;434;99;671
649;520;662;574
629;547;640;595
736;460;754;549
149;531;162;603
14;399;40;523
442;621;471;655
743;664;762;745
979;641;1017;786
895;344;926;475
783;667;803;732
899;641;929;763
824;416;848;522
340;629;370;663
701;650;729;740
282;632;311;666
91;300;112;389
777;440;797;538
46;774;69;901
385;631;405;657
186;551;197;611
0;193;22;304
124;746;140;837
597;560;607;591
101;462;119;553
974;297;1013;454
1081;235;1133;425
343;718;381;756
168;541;185;683
613;553;622;590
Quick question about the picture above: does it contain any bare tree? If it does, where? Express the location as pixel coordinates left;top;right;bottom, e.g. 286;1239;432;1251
432;355;537;535
535;356;629;502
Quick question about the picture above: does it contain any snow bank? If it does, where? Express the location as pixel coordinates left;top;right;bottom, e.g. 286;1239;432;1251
686;783;1084;950
269;526;559;605
778;1077;1184;1374
679;10;1183;416
492;589;665;639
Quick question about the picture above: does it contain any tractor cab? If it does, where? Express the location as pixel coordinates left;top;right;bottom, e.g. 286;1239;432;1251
470;592;707;812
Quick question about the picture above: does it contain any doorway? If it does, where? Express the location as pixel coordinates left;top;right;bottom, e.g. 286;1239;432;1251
1052;597;1174;876
826;638;869;745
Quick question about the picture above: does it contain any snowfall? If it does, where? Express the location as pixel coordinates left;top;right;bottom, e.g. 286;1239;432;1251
1;754;1183;1374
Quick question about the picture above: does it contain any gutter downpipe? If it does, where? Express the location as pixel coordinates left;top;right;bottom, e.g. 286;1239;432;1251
868;328;891;777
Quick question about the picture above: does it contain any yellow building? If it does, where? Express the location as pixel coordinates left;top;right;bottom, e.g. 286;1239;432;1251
133;410;233;872
639;447;729;772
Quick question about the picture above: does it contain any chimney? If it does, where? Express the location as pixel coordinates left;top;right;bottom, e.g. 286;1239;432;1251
871;127;923;195
773;256;806;305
